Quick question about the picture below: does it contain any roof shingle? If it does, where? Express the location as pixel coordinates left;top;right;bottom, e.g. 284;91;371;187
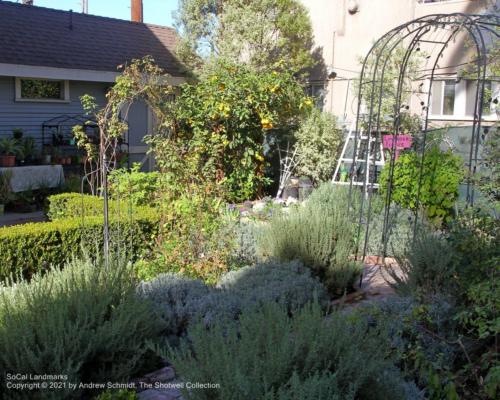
0;1;185;76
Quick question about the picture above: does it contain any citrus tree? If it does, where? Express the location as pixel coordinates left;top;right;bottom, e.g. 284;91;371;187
151;60;312;202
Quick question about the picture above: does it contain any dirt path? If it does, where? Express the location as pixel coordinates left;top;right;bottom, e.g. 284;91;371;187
332;259;403;308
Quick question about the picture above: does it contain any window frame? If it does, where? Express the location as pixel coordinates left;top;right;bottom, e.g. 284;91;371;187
429;78;498;121
15;77;70;103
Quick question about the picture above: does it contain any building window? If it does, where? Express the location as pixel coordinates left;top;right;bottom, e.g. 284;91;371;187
430;79;498;119
305;83;326;109
15;78;70;102
443;80;455;115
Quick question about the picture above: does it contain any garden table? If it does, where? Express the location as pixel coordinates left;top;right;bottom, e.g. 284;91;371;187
0;165;65;192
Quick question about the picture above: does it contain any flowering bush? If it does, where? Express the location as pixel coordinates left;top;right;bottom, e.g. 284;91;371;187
150;60;311;202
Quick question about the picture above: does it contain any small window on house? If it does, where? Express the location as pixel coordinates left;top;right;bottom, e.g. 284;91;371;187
431;80;455;116
15;78;69;102
431;78;498;119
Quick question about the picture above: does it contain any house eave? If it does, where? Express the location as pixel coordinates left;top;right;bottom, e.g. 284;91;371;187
0;63;186;85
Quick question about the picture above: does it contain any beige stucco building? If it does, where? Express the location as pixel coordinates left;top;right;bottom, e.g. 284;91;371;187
301;0;499;125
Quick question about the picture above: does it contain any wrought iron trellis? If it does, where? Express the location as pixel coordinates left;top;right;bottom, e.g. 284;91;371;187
348;12;500;262
80;102;135;268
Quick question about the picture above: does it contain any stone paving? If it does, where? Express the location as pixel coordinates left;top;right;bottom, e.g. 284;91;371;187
0;211;46;227
332;259;403;312
135;366;184;400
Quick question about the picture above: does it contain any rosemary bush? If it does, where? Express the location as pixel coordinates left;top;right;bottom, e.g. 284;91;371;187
258;184;361;295
157;301;417;400
0;257;162;399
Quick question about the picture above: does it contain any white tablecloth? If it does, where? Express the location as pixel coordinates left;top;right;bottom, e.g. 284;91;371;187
0;165;65;192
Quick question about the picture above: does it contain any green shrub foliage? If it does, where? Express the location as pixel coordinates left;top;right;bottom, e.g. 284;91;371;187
47;192;149;221
356;296;458;399
387;228;455;297
138;260;328;337
148;194;240;284
148;60;311;202
379;146;464;225
95;389;138;400
0;258;162;399
365;201;415;257
294;108;343;185
0;207;158;281
108;163;160;207
386;209;499;399
47;193;105;220
257;184;361;295
157;301;416;400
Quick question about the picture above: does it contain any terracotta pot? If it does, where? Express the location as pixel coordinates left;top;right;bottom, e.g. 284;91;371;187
0;155;16;167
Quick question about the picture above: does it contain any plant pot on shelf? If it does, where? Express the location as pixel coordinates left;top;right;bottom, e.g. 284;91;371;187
0;155;16;167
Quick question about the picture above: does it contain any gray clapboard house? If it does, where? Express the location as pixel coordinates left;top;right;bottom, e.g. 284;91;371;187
0;0;185;168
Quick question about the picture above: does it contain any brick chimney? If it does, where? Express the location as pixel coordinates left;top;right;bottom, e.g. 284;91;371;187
131;0;143;23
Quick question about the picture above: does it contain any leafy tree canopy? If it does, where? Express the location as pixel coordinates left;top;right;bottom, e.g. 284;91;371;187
174;0;315;75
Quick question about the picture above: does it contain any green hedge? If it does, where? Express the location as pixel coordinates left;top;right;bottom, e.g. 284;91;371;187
0;207;159;282
47;192;137;220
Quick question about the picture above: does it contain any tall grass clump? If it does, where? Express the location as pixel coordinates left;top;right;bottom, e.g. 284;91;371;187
0;257;163;400
156;301;418;400
258;184;361;295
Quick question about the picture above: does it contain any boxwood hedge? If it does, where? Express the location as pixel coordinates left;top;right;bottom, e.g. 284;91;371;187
0;207;159;282
47;192;136;221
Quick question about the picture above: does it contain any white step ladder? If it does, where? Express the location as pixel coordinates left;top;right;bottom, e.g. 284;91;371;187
332;120;385;191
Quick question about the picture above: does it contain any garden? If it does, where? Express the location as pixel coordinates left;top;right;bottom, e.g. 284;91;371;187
0;3;499;400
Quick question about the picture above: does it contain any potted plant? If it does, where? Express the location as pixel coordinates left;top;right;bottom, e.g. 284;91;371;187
0;170;13;215
42;144;52;165
20;137;36;165
0;138;20;167
51;147;62;164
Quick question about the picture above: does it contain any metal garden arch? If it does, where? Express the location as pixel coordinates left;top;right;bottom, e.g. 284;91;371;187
346;12;500;262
